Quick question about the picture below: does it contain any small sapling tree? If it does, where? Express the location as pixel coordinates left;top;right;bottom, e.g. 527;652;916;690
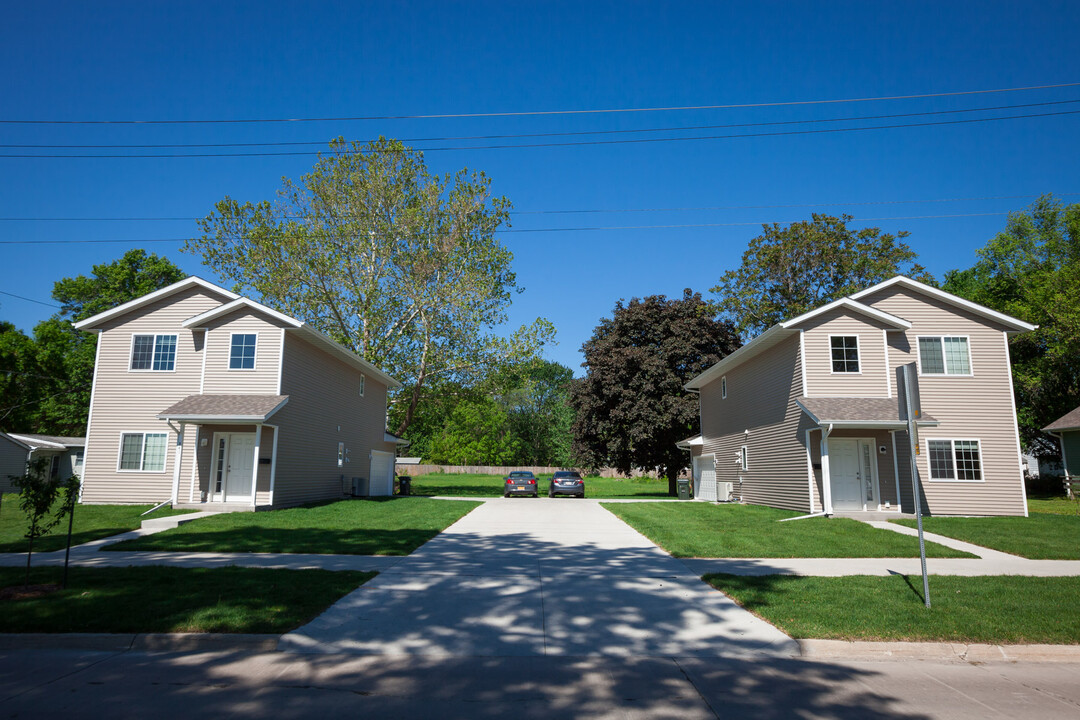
11;458;74;587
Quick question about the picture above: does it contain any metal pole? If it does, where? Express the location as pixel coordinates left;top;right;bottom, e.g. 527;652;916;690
902;364;930;608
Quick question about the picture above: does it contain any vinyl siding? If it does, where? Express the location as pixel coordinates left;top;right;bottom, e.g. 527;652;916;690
799;309;893;398
699;334;811;512
861;286;1027;516
200;311;285;395
81;287;231;504
1061;431;1080;477
273;332;388;507
0;436;29;493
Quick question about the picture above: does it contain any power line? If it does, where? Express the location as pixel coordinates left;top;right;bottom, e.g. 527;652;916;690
0;212;1014;244
4;98;1076;150
1;193;1074;222
0;290;61;308
2;82;1078;124
3;108;1077;158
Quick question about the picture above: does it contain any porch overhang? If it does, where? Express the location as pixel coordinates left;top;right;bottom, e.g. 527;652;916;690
156;394;289;424
676;434;704;450
796;397;939;430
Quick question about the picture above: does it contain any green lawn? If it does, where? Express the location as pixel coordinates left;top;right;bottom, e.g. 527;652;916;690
707;573;1080;644
893;513;1080;559
106;496;479;555
1027;496;1080;516
0;494;193;554
603;502;973;558
0;566;373;633
409;472;673;498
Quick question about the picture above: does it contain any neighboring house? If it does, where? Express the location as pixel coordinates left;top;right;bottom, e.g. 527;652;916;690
73;277;401;509
0;432;85;494
684;276;1035;517
1043;405;1080;490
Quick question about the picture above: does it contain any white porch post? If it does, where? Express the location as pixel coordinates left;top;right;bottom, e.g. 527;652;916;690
267;424;279;507
890;430;903;512
171;422;185;505
820;424;833;515
251;424;263;507
189;427;199;503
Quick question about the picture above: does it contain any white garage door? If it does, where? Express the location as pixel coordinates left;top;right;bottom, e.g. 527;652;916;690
693;455;717;502
368;450;395;496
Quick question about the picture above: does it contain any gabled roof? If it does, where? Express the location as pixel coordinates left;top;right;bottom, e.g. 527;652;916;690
73;277;240;330
676;435;703;449
685;324;793;391
849;275;1037;334
1043;405;1080;433
6;433;85;450
182;297;303;329
0;431;32;451
780;297;910;331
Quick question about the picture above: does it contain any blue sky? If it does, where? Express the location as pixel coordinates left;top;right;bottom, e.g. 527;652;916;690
1;1;1078;374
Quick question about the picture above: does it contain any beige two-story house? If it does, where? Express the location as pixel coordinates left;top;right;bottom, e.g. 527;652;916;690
684;276;1035;517
74;276;402;509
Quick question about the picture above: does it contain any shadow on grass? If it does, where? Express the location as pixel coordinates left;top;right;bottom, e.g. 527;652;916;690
890;569;927;604
104;527;441;555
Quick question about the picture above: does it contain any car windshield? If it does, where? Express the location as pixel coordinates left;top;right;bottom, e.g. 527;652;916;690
509;471;535;478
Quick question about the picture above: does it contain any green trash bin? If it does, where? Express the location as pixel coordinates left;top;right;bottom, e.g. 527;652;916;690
677;478;691;500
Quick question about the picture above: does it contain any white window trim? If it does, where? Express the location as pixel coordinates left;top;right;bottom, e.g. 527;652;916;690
359;373;366;397
721;375;727;399
925;437;985;483
916;335;974;377
740;444;749;471
128;333;178;373
337;441;345;468
116;431;170;473
228;332;258;371
828;334;862;375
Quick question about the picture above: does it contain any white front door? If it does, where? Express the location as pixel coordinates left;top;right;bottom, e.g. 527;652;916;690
830;439;864;511
222;433;256;501
693;455;717;502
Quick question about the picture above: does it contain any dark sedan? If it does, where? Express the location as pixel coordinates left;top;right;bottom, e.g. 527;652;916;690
548;470;585;498
503;470;539;497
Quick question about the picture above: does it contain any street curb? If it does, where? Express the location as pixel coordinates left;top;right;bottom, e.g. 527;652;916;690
0;633;279;653
798;639;1080;663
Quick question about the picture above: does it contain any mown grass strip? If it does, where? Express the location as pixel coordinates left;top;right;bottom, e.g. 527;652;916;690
107;496;479;555
603;502;973;558
706;573;1080;644
0;566;374;634
893;513;1080;559
409;472;672;498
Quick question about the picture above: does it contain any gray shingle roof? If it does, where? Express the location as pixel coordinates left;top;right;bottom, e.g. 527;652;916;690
1044;405;1080;432
797;397;937;425
6;433;85;449
157;395;289;421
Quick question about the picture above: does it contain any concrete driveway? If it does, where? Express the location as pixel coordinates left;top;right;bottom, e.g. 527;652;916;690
279;498;797;657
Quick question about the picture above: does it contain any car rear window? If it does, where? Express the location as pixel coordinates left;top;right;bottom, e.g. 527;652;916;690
554;471;582;478
509;471;534;478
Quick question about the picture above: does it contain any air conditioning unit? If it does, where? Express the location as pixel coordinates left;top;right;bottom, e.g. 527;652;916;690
716;482;733;502
352;477;369;497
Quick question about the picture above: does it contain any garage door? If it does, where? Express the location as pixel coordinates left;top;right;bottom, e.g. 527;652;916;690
368;450;395;496
693;455;717;502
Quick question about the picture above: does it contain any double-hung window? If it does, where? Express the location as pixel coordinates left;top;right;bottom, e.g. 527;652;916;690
229;333;257;370
918;336;971;375
118;432;168;472
130;334;177;371
830;336;860;373
927;439;983;481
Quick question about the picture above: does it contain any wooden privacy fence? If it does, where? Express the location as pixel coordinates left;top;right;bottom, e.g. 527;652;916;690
394;463;689;479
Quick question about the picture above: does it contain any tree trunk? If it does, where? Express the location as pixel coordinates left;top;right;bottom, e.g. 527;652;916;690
24;535;34;588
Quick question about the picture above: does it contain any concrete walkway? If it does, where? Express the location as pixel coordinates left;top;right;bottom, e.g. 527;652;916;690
279;498;798;657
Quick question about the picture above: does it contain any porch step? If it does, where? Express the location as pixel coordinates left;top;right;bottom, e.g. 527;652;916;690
171;502;260;513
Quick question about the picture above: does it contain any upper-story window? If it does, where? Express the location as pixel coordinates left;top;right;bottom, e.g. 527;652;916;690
130;334;177;371
830;336;860;373
359;373;366;397
721;376;727;399
918;336;971;375
229;333;257;370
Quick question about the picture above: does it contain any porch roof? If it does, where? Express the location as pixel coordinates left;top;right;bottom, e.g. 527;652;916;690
796;397;939;430
157;394;289;424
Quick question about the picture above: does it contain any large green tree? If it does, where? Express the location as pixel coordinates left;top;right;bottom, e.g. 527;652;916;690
186;137;554;436
495;358;575;467
0;322;41;431
0;250;185;435
712;214;933;338
943;194;1080;455
571;289;741;495
425;396;521;465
